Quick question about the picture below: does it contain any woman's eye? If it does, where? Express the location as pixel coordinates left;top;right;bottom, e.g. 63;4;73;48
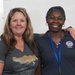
48;16;64;21
49;16;55;20
12;19;26;22
58;17;64;21
20;19;25;22
13;19;17;22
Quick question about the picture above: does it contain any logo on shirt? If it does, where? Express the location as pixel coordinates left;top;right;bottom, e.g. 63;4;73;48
66;41;73;48
13;55;38;64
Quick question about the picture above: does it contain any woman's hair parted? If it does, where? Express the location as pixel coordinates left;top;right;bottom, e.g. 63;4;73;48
1;7;38;57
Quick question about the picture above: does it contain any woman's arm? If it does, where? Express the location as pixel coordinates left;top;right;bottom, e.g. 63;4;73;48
0;60;4;75
66;26;75;40
35;58;42;75
34;27;75;40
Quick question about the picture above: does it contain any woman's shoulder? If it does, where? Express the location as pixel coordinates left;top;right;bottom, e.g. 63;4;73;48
0;39;6;49
0;39;5;44
34;33;44;41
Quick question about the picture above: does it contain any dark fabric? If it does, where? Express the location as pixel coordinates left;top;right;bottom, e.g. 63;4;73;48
36;30;75;75
0;40;38;75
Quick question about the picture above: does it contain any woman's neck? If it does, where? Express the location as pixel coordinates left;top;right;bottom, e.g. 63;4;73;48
49;30;64;45
14;35;23;42
49;31;62;38
14;35;24;52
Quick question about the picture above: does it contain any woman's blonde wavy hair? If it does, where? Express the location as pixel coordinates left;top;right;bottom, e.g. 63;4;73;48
1;7;38;56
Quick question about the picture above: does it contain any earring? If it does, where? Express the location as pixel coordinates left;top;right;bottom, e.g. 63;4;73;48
63;24;65;27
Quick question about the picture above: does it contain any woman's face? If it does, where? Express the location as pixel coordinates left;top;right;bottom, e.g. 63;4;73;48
47;10;65;32
10;11;27;36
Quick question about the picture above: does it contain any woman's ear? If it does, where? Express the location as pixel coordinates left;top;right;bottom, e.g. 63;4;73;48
46;19;48;23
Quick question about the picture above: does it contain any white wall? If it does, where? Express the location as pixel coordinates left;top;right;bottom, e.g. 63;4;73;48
3;0;75;34
0;0;3;35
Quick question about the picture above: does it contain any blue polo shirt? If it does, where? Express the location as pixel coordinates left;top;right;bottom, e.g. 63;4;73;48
36;30;75;75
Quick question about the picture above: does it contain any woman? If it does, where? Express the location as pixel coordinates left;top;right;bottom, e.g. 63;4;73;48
36;6;75;75
0;7;74;75
0;8;41;75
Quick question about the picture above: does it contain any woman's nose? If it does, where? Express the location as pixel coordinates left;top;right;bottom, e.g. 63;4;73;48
53;18;58;22
17;20;21;25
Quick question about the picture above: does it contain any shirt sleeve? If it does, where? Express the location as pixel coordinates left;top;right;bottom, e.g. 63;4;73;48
0;40;6;61
34;33;40;41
